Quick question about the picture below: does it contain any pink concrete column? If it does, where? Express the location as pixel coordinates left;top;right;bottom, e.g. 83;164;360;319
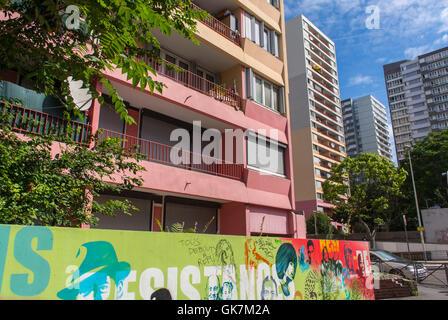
124;108;140;137
220;202;249;236
87;80;104;137
152;204;164;232
81;188;93;229
82;79;103;229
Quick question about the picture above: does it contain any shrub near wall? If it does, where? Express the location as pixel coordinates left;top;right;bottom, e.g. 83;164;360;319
0;225;375;300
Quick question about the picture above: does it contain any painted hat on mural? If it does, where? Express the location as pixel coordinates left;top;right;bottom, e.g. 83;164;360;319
57;241;131;300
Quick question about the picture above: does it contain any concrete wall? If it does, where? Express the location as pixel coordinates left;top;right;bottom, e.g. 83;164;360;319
422;208;448;244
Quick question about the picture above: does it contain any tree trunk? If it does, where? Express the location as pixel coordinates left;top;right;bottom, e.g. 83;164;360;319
358;217;376;248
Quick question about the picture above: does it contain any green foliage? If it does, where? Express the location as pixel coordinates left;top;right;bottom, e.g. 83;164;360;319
323;153;408;241
399;129;448;210
0;107;145;226
306;211;337;236
0;0;208;123
156;216;215;233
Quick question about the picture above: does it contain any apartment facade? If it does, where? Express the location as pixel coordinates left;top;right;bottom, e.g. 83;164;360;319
383;46;448;163
420;47;448;132
286;15;346;218
342;95;393;161
0;0;305;238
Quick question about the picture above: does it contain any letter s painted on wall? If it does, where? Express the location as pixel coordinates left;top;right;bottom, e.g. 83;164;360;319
10;227;53;296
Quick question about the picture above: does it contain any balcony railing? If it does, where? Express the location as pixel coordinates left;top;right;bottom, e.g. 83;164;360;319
308;27;332;52
309;36;334;63
313;95;338;114
310;54;335;78
314;126;343;144
313;106;339;124
190;3;241;47
312;87;339;107
0;102;91;144
312;73;338;94
145;56;243;109
97;128;244;181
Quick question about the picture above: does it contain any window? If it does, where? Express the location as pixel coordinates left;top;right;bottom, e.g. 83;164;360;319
254;20;260;45
98;96;126;134
272;32;279;57
255;77;263;103
244;12;252;40
246;68;284;113
263;29;270;52
253;74;281;111
266;0;279;8
94;194;152;231
247;132;286;176
264;81;272;107
164;198;219;234
243;12;279;57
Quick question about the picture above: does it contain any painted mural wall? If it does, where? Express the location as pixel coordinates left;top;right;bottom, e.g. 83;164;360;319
0;225;374;300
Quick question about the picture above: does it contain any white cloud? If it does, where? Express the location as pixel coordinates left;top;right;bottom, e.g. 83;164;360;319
440;8;448;33
284;0;448;39
349;75;373;86
435;34;448;46
404;33;448;58
404;45;431;59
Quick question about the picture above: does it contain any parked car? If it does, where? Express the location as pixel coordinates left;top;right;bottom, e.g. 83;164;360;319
370;249;427;281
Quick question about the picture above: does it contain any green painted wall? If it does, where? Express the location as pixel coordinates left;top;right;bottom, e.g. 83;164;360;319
0;224;374;300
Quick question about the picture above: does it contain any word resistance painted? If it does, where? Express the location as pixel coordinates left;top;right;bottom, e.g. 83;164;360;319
0;225;374;300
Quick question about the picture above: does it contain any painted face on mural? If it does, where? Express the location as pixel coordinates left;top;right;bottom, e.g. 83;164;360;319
307;241;315;264
261;278;277;300
208;275;219;300
222;282;233;300
77;272;111;300
358;254;365;277
286;261;295;280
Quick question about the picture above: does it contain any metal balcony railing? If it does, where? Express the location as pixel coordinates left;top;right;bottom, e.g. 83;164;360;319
190;3;241;47
308;27;332;52
310;54;335;78
0;102;91;144
145;56;243;109
97;128;244;180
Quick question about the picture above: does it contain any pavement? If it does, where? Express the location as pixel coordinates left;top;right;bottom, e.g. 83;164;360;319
384;284;448;300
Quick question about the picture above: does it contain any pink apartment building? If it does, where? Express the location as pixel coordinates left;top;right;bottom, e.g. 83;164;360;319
0;0;306;238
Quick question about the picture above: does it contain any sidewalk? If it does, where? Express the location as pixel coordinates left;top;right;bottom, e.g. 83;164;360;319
384;284;448;300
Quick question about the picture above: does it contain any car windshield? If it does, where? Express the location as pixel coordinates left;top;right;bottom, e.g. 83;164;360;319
372;250;407;262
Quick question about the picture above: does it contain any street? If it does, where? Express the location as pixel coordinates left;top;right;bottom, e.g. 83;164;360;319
384;284;448;300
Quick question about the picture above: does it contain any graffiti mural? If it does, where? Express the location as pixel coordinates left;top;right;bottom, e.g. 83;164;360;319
0;225;374;300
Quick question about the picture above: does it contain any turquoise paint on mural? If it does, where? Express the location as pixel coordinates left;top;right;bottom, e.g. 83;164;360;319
0;224;375;300
10;226;52;296
0;225;11;294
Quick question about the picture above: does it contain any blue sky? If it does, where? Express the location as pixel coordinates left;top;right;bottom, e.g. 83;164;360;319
284;0;448;163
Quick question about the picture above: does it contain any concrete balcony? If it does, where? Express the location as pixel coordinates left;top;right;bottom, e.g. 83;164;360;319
98;128;244;180
0;101;91;144
146;56;243;109
190;2;241;47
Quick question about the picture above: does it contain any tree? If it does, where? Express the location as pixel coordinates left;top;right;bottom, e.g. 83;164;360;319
399;129;448;210
323;153;407;245
0;0;208;226
0;0;207;123
0;107;146;226
305;211;337;236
